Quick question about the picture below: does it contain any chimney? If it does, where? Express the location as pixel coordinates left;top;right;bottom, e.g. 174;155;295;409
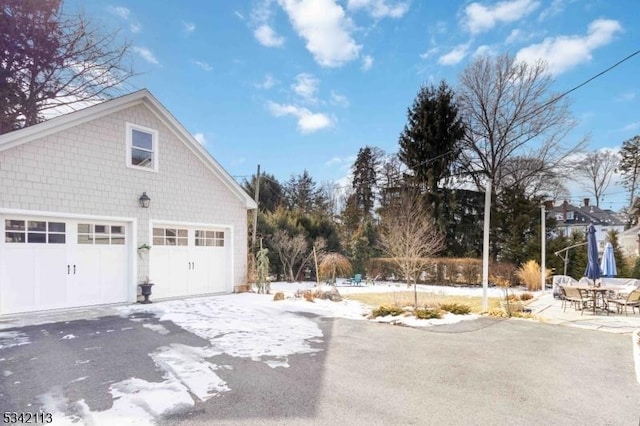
562;200;568;221
584;198;590;207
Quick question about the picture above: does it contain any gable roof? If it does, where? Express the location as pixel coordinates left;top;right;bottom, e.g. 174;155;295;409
0;90;257;209
549;201;624;227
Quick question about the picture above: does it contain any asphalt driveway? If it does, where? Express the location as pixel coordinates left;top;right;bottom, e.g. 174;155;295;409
1;311;638;425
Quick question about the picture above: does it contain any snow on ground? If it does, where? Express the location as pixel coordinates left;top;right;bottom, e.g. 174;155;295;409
0;331;30;349
35;281;504;424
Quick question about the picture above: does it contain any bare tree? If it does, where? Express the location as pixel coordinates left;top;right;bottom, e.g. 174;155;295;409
500;156;569;198
1;0;134;133
457;53;583;195
576;150;619;208
269;230;307;282
378;192;444;307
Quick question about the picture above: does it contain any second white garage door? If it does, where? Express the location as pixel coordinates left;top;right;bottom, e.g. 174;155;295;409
149;225;229;299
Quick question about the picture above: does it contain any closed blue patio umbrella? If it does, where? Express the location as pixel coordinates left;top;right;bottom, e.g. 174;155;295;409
584;223;602;285
600;241;617;277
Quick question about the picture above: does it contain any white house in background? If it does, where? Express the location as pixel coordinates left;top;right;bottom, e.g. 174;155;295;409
548;199;625;253
619;225;640;258
0;89;257;315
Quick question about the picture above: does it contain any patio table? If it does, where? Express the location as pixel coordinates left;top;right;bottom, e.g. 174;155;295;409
574;286;611;315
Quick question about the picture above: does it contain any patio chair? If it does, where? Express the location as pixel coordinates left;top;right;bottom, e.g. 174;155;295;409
345;273;362;286
560;286;591;314
606;289;640;316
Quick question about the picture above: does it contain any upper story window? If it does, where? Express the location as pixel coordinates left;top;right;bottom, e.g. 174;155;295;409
126;123;158;172
566;211;574;220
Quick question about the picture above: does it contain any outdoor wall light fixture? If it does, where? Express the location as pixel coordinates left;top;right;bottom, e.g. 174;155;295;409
139;192;151;208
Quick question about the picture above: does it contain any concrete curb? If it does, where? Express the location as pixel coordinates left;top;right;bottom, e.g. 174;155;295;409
633;329;640;386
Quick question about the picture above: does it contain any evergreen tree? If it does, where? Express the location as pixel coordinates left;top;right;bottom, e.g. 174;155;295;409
619;135;640;212
494;185;545;265
351;146;381;222
398;81;465;192
242;172;284;213
284;170;327;214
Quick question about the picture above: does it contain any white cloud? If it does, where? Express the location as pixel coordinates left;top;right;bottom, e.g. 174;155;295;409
278;0;361;67
267;101;333;133
234;11;245;20
438;43;470;65
130;23;142;33
347;0;409;19
419;47;439;60
325;157;344;166
132;47;159;65
193;133;207;145
255;74;277;90
515;19;622;75
110;6;130;20
193;61;212;71
254;24;285;47
473;44;494;57
616;91;636;102
183;22;196;33
361;55;374;71
463;0;540;34
292;73;320;103
505;29;522;44
250;1;285;47
330;90;349;107
621;122;640;132
538;0;567;21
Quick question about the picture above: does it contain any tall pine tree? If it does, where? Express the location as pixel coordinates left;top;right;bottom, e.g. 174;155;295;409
351;146;381;223
398;81;465;192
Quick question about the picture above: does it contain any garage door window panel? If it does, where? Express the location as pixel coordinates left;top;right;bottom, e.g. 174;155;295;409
195;230;224;247
77;223;126;245
153;228;188;246
5;220;66;244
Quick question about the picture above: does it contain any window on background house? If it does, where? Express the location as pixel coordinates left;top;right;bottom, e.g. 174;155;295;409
126;123;158;171
566;211;574;220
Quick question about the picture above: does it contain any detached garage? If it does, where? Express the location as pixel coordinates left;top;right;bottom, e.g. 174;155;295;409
0;90;256;315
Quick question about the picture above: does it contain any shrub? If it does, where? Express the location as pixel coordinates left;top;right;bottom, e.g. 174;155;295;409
439;302;471;315
488;308;508;317
273;292;285;301
303;290;314;302
516;260;550;291
414;308;442;319
519;292;534;301
371;305;405;318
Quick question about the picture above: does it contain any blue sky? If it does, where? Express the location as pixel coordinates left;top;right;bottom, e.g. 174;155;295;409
66;0;639;211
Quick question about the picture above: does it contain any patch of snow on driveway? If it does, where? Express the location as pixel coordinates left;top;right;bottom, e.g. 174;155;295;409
0;331;30;349
121;295;325;368
150;343;229;400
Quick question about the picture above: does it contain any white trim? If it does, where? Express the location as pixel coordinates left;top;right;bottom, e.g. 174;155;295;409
0;208;135;223
126;122;159;173
150;218;233;229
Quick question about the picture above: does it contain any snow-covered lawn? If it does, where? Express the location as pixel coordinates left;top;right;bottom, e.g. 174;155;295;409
32;281;500;424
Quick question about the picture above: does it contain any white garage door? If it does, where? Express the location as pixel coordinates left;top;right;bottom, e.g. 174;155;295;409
149;225;228;299
0;216;129;315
